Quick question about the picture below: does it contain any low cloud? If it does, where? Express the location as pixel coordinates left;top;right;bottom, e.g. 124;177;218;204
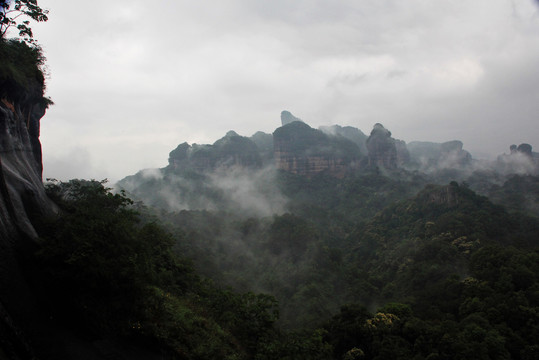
209;165;287;217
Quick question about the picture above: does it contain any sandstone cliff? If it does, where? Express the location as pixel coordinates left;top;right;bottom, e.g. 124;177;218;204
366;123;398;169
273;120;361;178
0;40;54;359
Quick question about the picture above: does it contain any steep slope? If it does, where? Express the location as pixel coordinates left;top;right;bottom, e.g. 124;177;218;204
273;120;362;178
365;123;411;169
0;39;54;359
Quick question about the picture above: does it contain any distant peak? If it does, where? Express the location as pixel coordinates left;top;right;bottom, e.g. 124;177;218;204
225;130;239;137
281;110;303;126
370;123;392;137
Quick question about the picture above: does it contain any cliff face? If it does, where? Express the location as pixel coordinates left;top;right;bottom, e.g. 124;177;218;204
0;98;51;238
366;123;400;169
164;112;482;179
273;120;361;178
0;41;54;358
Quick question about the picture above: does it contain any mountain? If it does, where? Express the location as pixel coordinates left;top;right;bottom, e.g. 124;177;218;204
407;140;472;170
495;143;539;176
249;130;274;164
365;123;411;169
319;124;368;155
273;120;362;178
280;109;303;126
168;130;262;171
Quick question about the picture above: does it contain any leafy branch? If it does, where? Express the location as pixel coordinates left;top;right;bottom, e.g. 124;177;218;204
0;0;49;43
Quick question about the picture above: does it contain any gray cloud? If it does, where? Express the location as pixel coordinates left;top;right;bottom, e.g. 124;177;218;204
30;0;539;181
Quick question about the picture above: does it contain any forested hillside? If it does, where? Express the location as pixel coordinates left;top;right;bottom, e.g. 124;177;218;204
101;117;539;359
33;170;539;359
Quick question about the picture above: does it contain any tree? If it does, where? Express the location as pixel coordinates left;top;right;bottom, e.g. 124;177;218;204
0;0;49;42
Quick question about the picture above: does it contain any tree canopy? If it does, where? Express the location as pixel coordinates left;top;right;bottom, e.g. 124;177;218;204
0;0;49;42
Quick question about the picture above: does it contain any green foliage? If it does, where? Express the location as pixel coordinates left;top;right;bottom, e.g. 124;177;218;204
268;213;315;258
60;166;539;359
35;179;296;359
38;180;189;333
0;38;51;105
0;0;49;42
487;175;539;217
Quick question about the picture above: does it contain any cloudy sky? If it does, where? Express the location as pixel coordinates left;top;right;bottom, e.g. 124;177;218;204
26;0;539;181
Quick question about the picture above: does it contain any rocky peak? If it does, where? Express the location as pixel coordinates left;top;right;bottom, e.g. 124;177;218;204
281;110;303;126
273;120;361;178
168;142;190;165
168;132;262;171
319;124;368;155
225;130;239;137
366;123;398;169
496;143;538;175
510;144;517;154
517;143;532;156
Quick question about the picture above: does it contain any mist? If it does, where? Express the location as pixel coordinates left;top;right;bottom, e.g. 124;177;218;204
117;164;287;217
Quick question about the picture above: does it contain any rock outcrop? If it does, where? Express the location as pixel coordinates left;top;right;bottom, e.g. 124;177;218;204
496;143;539;175
365;123;399;169
273;120;361;178
280;110;303;126
164;112;484;180
0;41;55;358
319;125;368;155
0;98;51;239
169;130;262;172
407;140;472;170
250;131;274;165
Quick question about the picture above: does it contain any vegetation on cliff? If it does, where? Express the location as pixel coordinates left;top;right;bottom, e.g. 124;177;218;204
1;0;51;107
0;38;51;108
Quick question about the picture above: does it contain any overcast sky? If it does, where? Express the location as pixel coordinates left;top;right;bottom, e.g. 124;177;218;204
26;0;539;181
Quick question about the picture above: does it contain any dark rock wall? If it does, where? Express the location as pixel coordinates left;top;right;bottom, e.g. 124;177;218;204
0;98;53;358
273;121;361;178
0;99;51;238
366;123;398;169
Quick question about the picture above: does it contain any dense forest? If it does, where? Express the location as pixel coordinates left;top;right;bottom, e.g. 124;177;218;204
29;165;539;359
